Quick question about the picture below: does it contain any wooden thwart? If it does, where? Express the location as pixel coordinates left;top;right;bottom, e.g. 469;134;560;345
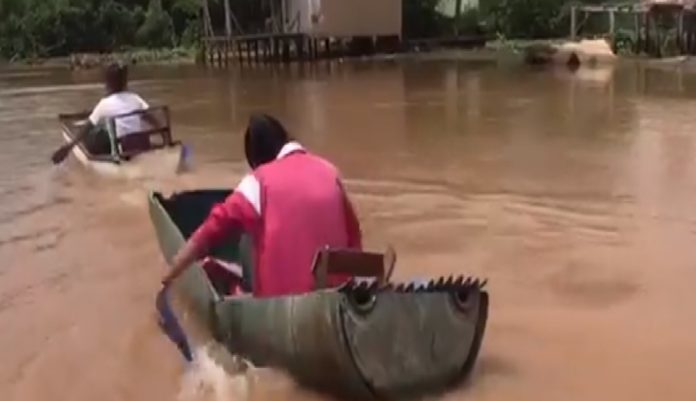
312;246;397;289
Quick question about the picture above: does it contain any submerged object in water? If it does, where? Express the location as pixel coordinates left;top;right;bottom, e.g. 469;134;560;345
148;189;489;399
521;39;617;67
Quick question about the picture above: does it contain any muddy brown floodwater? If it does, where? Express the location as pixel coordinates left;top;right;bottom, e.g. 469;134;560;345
2;58;696;401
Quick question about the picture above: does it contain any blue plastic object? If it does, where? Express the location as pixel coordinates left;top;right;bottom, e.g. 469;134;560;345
155;287;194;362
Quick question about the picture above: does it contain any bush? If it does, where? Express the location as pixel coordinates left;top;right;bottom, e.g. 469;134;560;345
136;0;175;48
100;1;144;51
0;15;27;59
0;0;198;59
455;8;486;36
403;0;448;39
488;0;566;39
170;0;200;44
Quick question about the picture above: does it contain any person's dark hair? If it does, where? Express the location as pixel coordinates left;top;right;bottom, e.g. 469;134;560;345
244;113;291;169
105;62;128;94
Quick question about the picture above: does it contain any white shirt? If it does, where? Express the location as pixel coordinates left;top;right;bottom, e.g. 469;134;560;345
88;92;149;138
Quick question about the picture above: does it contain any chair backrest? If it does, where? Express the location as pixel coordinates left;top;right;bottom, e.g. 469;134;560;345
312;246;396;290
106;106;173;158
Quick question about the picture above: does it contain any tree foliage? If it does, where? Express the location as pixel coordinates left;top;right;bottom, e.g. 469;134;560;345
0;0;198;59
0;0;631;59
136;0;175;48
403;0;448;39
487;0;567;39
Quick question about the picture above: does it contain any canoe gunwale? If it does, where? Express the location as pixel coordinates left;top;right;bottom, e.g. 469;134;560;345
60;118;121;164
148;191;223;331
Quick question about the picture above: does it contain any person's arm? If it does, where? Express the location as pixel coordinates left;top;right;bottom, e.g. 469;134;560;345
71;119;95;145
162;176;261;286
76;98;107;141
338;179;362;249
162;237;204;286
72;101;104;144
51;103;102;164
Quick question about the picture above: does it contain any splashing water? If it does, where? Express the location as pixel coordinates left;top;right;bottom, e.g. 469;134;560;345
177;344;253;401
122;145;190;181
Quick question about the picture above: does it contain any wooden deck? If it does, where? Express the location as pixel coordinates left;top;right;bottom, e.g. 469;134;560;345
201;33;402;66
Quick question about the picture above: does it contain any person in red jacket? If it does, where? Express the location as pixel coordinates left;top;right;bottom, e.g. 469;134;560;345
162;114;362;297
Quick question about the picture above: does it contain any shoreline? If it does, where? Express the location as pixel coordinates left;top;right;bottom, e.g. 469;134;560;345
0;47;198;69
4;42;696;75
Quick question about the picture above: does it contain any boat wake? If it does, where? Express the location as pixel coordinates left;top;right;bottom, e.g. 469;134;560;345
122;144;192;182
176;343;309;401
177;344;252;401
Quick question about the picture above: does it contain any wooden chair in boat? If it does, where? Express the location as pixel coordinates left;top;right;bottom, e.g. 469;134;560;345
58;106;178;162
107;105;178;159
312;246;397;290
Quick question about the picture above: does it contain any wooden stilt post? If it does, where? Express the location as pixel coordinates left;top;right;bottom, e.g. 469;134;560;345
454;0;463;36
202;0;214;37
280;0;287;33
609;9;616;52
678;9;685;54
223;0;232;38
283;39;290;63
217;42;223;66
646;11;652;56
686;11;694;54
201;39;208;65
635;11;641;54
297;37;305;61
571;6;577;40
263;38;268;62
223;40;228;65
608;10;616;34
654;12;661;58
686;13;692;54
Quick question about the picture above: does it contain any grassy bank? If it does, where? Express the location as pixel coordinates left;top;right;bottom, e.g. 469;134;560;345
4;46;199;68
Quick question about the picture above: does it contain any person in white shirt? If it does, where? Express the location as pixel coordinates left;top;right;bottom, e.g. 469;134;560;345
82;62;151;154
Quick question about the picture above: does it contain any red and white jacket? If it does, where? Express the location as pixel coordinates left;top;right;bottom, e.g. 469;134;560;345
190;142;362;297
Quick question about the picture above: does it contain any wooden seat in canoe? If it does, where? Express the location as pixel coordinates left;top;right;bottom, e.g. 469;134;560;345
312;246;397;289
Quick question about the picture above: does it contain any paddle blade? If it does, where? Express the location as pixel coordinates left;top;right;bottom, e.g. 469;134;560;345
175;143;192;174
51;143;73;164
155;288;194;362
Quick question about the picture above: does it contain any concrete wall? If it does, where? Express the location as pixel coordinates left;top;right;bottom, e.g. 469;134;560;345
285;0;402;37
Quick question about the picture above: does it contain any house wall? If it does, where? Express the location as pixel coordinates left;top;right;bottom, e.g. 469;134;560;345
285;0;402;37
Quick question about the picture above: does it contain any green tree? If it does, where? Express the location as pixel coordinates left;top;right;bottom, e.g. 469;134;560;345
136;0;175;48
489;0;565;39
170;0;200;45
403;0;447;39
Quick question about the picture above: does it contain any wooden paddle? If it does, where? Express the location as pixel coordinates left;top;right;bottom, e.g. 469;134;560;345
155;287;194;362
52;113;91;164
51;136;82;164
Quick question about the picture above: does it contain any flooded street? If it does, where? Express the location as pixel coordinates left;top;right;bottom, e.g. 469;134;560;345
2;59;696;401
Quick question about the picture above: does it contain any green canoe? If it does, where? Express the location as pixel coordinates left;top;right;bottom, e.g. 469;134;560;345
148;190;489;399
